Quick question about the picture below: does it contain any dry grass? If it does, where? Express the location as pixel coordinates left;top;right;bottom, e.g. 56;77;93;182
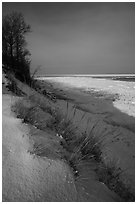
4;73;25;96
46;110;135;201
12;84;134;202
12;98;52;131
96;159;135;201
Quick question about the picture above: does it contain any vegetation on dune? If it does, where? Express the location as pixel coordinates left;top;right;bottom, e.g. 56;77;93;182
96;160;135;201
3;73;25;96
12;89;134;202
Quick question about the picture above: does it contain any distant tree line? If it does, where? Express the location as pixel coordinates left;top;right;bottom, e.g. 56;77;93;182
2;12;31;84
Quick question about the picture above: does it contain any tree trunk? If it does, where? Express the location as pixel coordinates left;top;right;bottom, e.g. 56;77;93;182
10;44;14;70
16;38;19;64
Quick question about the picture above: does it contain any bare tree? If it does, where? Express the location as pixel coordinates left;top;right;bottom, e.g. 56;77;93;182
2;11;31;83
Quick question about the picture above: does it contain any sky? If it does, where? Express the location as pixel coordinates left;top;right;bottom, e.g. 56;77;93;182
2;2;135;75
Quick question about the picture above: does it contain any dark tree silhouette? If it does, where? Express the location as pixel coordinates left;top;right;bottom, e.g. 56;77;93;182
2;12;31;83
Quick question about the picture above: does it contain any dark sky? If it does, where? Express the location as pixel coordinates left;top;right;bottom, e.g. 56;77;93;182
2;2;135;75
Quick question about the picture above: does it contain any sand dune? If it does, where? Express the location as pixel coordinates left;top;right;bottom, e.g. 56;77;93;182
2;76;134;201
2;95;78;201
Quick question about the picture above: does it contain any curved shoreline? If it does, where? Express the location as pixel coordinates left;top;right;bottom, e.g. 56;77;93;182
42;76;135;117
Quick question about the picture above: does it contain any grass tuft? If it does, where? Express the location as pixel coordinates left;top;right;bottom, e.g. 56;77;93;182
96;159;135;201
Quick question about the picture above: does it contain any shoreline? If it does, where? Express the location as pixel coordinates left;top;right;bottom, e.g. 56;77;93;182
41;76;135;117
35;73;135;78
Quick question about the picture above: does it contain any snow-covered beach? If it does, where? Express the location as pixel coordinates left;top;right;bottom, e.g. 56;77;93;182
39;76;135;117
